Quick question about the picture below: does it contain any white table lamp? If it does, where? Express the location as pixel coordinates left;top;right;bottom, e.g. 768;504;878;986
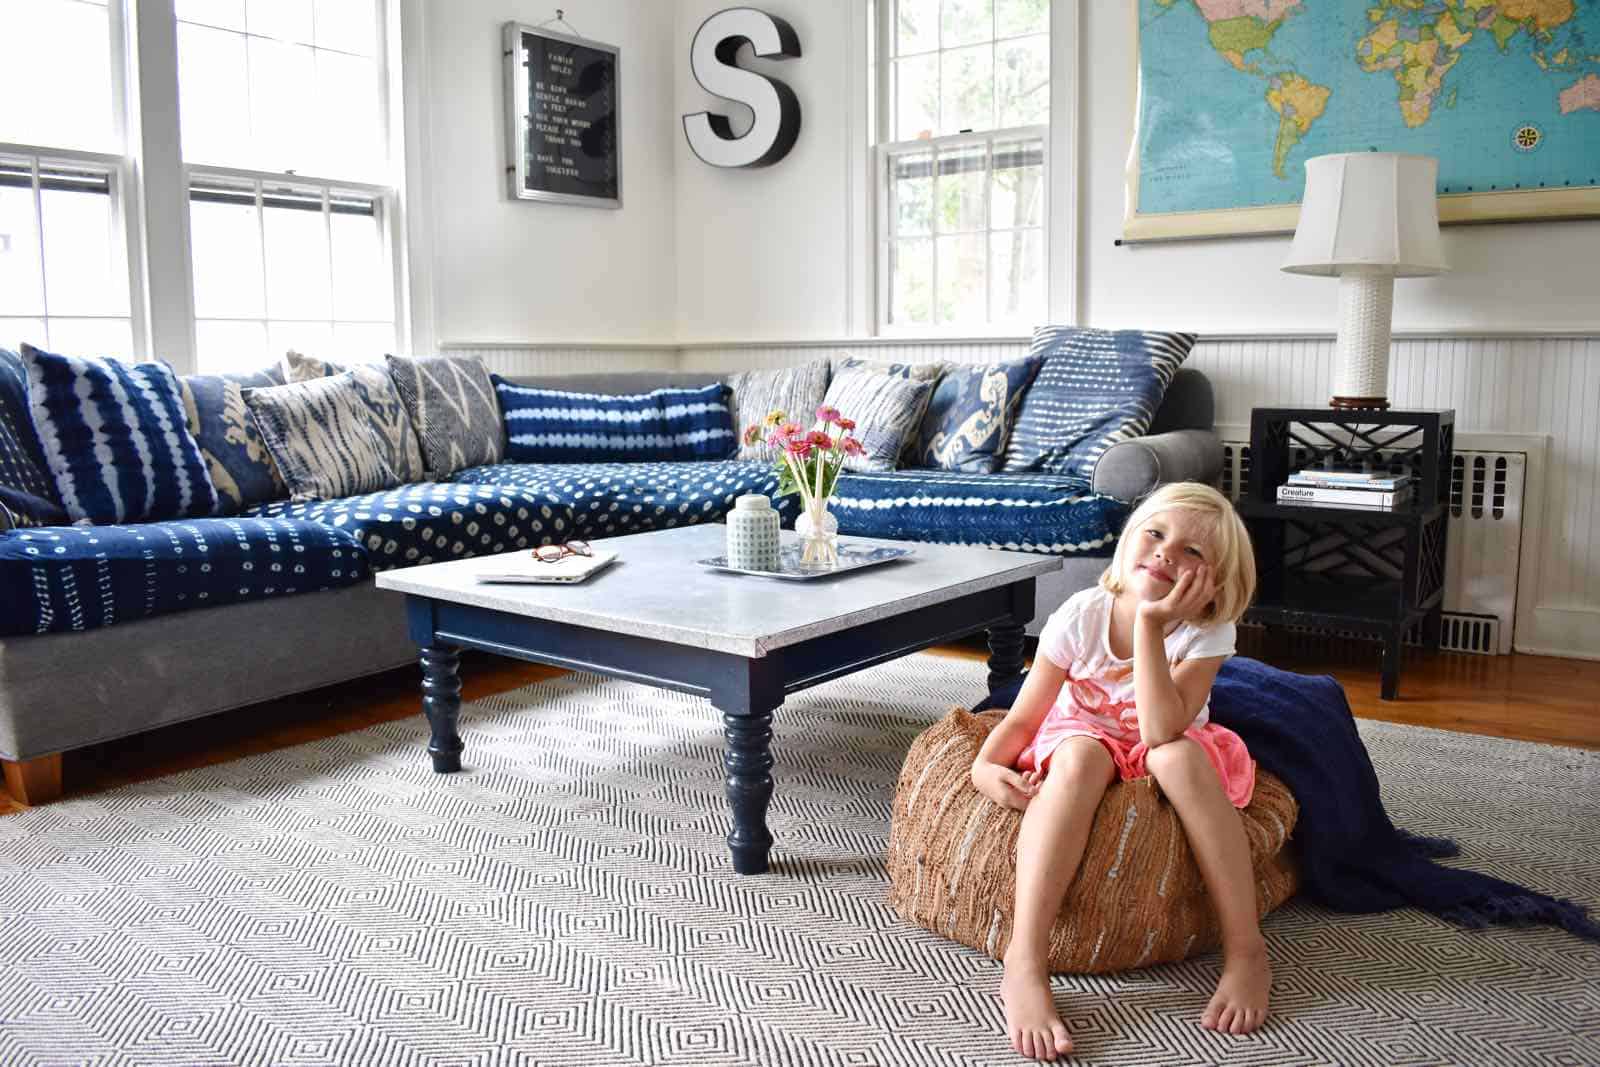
1282;152;1448;409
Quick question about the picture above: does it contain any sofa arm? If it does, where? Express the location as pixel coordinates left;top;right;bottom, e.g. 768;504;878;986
1092;429;1224;502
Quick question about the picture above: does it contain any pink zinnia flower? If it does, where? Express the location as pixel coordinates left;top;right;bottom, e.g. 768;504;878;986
766;427;791;450
785;437;813;459
841;437;865;456
742;425;762;446
807;430;833;449
836;417;856;432
778;422;803;437
816;405;842;424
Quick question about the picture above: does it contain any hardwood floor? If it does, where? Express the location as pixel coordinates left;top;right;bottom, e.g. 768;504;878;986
2;635;1595;816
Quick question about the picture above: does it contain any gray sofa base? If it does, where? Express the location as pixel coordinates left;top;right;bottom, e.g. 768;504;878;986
0;546;1109;764
0;582;418;763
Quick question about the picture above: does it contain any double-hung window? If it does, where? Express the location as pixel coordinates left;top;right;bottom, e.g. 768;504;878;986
176;0;399;374
876;0;1048;331
0;0;137;358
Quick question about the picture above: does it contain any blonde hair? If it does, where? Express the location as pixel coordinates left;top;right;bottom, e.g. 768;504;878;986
1099;481;1256;625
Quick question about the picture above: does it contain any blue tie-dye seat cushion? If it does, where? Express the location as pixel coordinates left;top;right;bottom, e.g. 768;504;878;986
830;469;1131;555
449;460;801;539
0;517;368;636
245;481;577;571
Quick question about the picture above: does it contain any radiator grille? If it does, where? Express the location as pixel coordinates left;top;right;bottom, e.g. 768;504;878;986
1221;444;1525;655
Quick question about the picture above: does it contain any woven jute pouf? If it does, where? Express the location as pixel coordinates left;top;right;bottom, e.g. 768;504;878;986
887;708;1300;974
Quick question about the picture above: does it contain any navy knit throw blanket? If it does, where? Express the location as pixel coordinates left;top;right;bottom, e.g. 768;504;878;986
974;656;1600;942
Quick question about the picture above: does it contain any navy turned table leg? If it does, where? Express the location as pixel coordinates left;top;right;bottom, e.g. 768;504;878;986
420;644;464;773
720;708;776;875
986;622;1027;693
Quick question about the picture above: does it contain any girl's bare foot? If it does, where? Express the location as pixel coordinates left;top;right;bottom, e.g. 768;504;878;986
1200;938;1272;1035
1000;957;1073;1061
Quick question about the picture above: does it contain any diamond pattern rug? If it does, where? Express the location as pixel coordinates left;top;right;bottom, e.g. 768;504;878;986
0;654;1596;1065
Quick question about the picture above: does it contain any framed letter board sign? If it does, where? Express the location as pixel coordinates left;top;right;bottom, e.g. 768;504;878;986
503;22;621;208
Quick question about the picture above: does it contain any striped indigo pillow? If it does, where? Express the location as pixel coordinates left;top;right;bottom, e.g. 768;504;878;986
820;367;936;473
1000;327;1196;480
21;344;220;524
495;379;736;463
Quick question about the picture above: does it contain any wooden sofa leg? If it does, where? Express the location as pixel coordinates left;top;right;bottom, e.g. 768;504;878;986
2;754;63;806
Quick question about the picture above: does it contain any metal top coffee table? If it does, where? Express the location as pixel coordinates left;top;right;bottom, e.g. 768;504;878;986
376;523;1061;874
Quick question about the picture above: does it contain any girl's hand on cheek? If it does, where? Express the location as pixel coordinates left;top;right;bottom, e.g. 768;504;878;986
1138;564;1216;625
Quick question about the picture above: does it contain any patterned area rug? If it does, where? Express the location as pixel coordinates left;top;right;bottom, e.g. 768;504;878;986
1;655;1596;1066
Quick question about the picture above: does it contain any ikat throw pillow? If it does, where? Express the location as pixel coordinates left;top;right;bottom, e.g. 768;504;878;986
913;355;1044;474
20;344;220;525
820;366;936;473
385;354;505;478
245;365;426;501
0;347;68;527
495;379;736;463
282;349;348;382
1001;327;1196;480
179;365;288;514
724;357;831;461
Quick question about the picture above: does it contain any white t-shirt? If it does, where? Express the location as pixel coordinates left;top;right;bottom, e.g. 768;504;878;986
1036;585;1236;737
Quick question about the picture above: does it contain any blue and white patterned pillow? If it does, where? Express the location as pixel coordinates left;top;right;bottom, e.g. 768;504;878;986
1000;328;1196;479
21;344;221;524
0;348;68;527
179;365;288;514
244;365;426;502
495;379;736;463
282;350;347;381
819;367;936;473
913;355;1043;473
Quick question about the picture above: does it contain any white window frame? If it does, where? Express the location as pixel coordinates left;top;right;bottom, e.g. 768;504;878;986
0;146;144;355
875;126;1048;333
0;0;142;357
124;0;409;375
861;0;1077;339
185;167;400;366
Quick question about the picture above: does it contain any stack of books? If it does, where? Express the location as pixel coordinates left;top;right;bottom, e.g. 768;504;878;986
1275;469;1413;510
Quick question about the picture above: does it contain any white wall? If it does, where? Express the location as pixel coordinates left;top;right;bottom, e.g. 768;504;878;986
406;0;678;348
673;0;861;342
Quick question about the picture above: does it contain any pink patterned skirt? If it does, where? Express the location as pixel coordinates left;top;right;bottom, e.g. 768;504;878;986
1017;706;1256;809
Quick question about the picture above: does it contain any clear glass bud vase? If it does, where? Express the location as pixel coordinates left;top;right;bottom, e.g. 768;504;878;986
795;498;839;567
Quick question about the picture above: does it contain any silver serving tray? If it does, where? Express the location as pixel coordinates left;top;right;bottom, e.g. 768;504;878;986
697;543;914;580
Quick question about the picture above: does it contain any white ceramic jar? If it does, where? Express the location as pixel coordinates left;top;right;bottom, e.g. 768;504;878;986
726;493;781;571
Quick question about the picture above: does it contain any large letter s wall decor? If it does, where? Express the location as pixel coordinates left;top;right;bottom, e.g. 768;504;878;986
683;8;801;168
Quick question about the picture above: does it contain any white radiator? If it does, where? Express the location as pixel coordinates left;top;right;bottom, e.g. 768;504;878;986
1220;443;1527;655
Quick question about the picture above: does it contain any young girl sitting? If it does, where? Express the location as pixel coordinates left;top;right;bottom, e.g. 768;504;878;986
971;481;1263;1061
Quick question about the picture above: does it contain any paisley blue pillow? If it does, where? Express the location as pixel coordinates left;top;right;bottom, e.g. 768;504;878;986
0;347;68;526
21;344;220;524
179;365;288;514
913;355;1043;473
1001;328;1196;479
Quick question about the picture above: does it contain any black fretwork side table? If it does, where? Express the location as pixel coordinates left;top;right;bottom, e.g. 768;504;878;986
1239;407;1454;700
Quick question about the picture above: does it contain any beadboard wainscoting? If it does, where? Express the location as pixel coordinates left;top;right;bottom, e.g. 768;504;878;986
444;336;1600;661
442;345;678;378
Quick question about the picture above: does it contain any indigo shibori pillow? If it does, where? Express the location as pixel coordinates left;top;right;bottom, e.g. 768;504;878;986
1001;327;1196;480
0;347;68;527
21;344;220;524
495;379;736;463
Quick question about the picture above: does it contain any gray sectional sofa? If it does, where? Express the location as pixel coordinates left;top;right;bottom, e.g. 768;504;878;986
0;366;1221;805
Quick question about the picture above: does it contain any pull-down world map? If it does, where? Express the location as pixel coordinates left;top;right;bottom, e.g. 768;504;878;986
1129;0;1600;239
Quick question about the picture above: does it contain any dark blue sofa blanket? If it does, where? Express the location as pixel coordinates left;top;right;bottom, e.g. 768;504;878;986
976;656;1600;941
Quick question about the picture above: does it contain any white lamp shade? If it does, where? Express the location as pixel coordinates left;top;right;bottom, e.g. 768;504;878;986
1282;153;1448;278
